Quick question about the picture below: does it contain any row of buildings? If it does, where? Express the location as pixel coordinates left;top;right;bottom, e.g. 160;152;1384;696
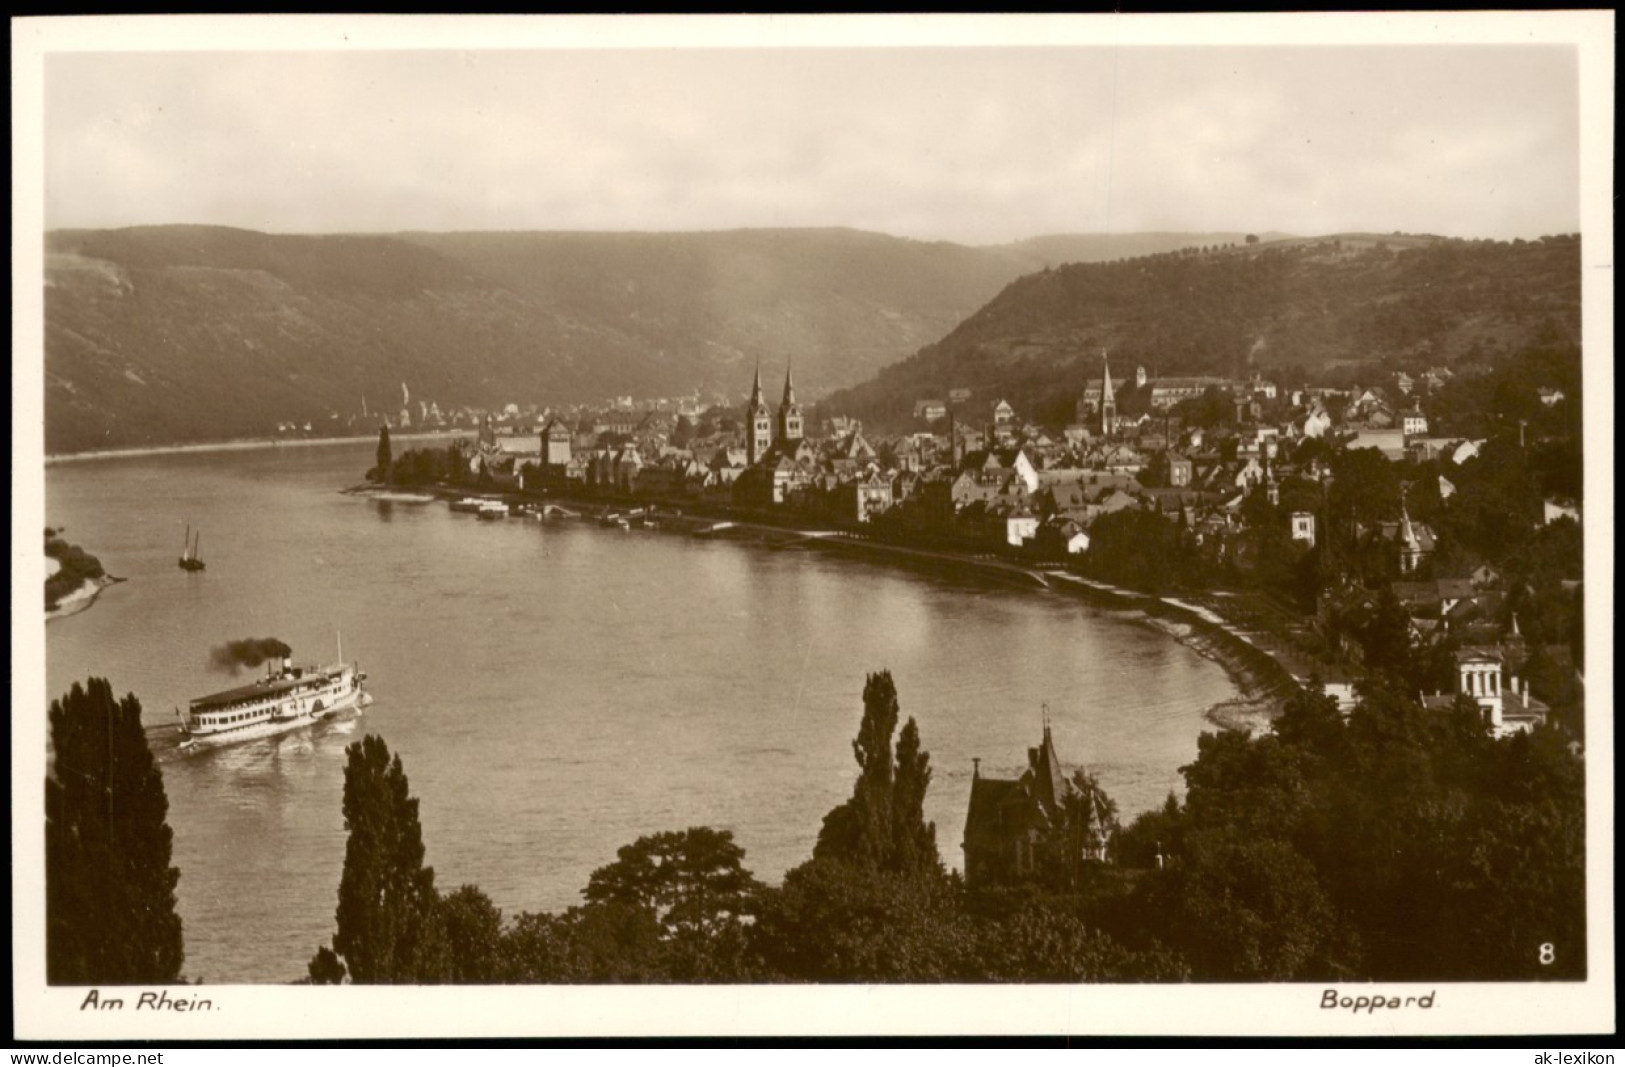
441;357;1568;739
453;358;1495;564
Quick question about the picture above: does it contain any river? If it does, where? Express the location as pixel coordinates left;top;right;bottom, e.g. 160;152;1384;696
43;442;1238;983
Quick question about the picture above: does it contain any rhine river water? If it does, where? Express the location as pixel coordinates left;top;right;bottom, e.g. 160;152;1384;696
43;442;1238;984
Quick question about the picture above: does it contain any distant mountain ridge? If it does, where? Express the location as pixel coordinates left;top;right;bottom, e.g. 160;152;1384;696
982;231;1297;271
820;232;1582;430
41;224;1266;454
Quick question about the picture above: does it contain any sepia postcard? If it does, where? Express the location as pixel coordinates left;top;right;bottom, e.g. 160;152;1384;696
12;13;1615;1040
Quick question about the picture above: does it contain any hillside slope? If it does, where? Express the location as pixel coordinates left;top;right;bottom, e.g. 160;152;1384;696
40;225;1269;454
983;231;1295;273
821;234;1582;429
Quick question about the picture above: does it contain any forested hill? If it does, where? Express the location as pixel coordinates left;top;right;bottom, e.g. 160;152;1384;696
822;234;1583;430
981;231;1297;272
42;225;1263;454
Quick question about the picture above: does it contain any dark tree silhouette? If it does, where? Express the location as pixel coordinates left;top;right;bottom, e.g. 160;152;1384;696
584;827;762;941
581;827;764;979
374;424;393;483
438;885;504;984
311;735;446;983
890;718;941;877
47;679;183;984
813;671;939;877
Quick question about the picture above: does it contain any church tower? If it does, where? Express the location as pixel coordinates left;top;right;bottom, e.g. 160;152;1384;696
543;416;573;468
1398;484;1423;574
1100;354;1117;437
776;363;804;445
746;361;772;466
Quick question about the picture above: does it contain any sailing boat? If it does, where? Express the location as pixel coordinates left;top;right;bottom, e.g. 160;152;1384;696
179;525;206;572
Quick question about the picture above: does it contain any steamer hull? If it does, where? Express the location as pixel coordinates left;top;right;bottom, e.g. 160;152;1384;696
179;654;371;749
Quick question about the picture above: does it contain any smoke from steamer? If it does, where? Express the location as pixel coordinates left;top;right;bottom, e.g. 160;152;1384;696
209;637;293;674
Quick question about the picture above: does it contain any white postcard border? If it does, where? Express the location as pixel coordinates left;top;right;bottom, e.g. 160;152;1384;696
11;12;1615;1040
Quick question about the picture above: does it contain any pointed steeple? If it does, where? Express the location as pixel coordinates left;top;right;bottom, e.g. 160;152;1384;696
776;360;804;445
746;358;772;466
1399;484;1418;549
1031;713;1067;813
749;359;765;407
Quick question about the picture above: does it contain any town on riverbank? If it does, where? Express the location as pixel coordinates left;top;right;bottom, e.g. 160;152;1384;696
359;346;1584;743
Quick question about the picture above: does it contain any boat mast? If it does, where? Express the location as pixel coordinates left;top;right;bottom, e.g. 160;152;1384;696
183;523;191;559
337;630;343;666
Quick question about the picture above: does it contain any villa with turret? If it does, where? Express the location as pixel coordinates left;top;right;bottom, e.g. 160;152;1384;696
963;722;1112;888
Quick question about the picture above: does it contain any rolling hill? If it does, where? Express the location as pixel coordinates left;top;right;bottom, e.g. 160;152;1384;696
819;233;1582;431
40;225;1266;454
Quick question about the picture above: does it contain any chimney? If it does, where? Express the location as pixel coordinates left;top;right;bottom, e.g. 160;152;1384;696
1028;747;1039;769
282;654;293;675
972;757;981;779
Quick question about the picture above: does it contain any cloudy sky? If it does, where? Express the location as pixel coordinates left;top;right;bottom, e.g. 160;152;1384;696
41;31;1581;244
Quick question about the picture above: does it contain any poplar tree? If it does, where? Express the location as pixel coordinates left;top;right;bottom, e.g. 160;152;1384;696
374;424;393;483
890;718;940;877
311;735;446;983
46;678;184;984
813;671;939;877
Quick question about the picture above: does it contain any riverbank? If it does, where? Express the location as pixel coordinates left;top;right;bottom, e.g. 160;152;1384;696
46;430;467;466
45;574;124;621
360;480;1309;732
45;532;123;621
692;517;1302;732
810;538;1298;731
1043;576;1299;733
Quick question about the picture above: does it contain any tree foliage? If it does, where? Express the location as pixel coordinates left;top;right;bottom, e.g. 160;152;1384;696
378;443;470;488
812;671;941;878
751;859;970;981
312;735;447;983
1082;507;1199;590
580;827;764;979
438;885;504;984
47;678;184;984
45;532;107;612
585;827;761;938
292;671;1582;985
1114;680;1585;981
497;903;673;983
374;424;393;482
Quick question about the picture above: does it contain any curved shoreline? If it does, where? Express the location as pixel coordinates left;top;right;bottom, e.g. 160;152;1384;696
45;575;124;621
369;483;1306;733
46;430;464;466
682;521;1302;731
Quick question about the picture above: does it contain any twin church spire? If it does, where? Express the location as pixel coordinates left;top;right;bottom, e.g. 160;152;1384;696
746;359;804;466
